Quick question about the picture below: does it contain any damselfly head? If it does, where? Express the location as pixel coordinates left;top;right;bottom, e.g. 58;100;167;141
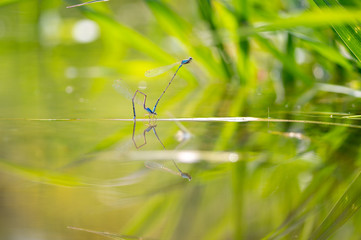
181;172;192;181
181;57;192;65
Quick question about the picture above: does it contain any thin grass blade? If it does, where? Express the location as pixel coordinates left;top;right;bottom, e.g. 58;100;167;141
78;8;176;66
145;0;226;80
255;35;314;86
66;0;109;8
310;171;361;240
68;226;146;240
316;83;361;98
255;8;361;32
313;0;361;62
262;166;337;240
0;160;89;187
296;34;352;70
0;0;20;6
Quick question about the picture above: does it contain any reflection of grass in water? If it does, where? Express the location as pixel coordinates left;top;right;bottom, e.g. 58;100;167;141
2;115;361;240
342;115;361;120
0;157;144;187
68;226;149;240
1;124;360;232
66;0;109;9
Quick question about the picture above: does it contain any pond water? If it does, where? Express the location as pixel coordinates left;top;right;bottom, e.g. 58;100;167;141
2;105;361;239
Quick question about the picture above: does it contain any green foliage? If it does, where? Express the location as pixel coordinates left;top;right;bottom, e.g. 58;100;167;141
310;172;361;239
313;0;361;62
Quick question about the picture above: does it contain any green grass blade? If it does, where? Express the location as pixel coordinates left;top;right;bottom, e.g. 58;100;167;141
256;8;361;32
0;160;89;187
316;83;361;97
121;195;170;236
342;115;361;119
79;8;175;64
232;0;252;84
196;0;234;80
313;0;361;61
296;33;353;70
255;35;314;86
75;6;198;85
145;0;229;80
262;166;337;240
0;159;142;187
145;0;192;42
68;226;146;240
0;0;20;6
310;171;361;239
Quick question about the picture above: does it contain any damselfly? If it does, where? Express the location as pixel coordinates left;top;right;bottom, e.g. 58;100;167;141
145;161;192;181
113;79;157;121
132;121;163;149
132;57;192;119
66;0;109;8
132;120;191;181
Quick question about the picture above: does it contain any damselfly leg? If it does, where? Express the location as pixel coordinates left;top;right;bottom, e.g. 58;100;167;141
132;57;192;119
132;90;157;120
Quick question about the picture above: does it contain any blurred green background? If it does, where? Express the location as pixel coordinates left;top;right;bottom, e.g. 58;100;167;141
2;0;361;239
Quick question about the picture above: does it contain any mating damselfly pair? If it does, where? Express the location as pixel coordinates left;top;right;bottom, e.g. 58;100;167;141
66;1;193;117
114;57;192;119
114;59;193;181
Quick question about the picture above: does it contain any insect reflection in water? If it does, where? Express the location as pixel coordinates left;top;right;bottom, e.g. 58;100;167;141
132;120;191;181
